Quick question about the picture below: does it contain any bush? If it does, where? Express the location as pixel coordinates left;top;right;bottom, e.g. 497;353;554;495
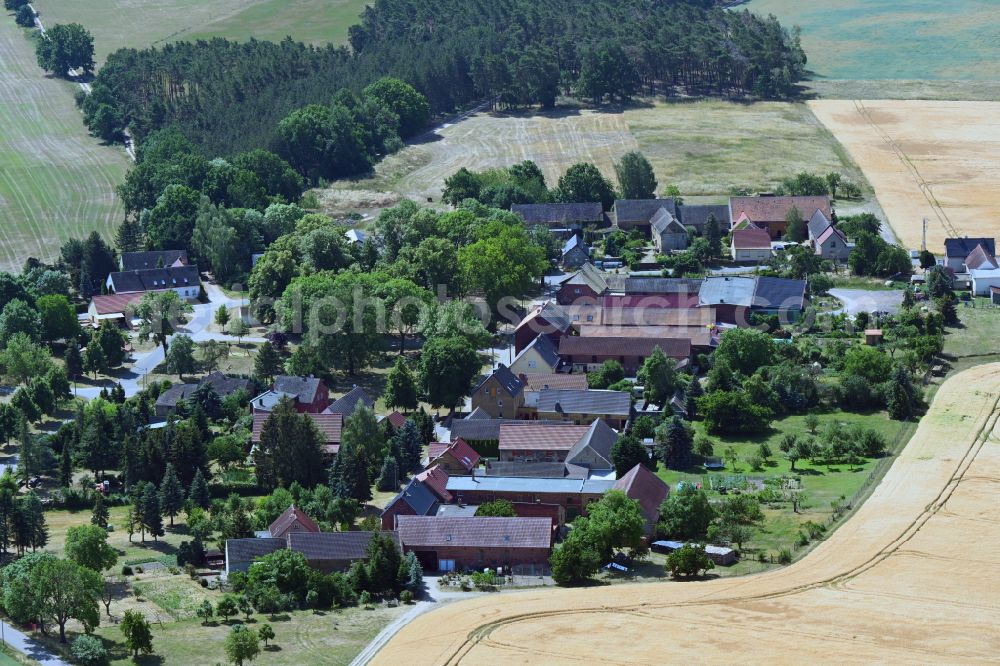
777;548;793;565
400;590;414;604
71;634;108;666
121;565;133;576
665;544;715;578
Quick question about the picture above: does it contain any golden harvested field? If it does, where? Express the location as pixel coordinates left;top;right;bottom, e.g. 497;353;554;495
810;100;1000;251
373;363;1000;664
322;101;870;214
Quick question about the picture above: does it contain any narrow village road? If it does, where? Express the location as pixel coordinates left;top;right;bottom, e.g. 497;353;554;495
0;620;71;666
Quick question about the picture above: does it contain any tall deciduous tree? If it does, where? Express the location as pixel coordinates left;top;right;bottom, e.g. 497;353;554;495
384;357;418;411
35;23;95;76
614;151;657;200
555;162;616;210
419;336;480;412
65;525;118;572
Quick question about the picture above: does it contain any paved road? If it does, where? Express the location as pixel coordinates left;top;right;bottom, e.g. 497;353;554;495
77;285;258;400
349;577;480;666
827;288;904;316
0;620;70;666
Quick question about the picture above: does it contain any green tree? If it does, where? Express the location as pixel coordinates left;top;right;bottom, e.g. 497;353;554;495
65;524;118;572
384;357;418;411
135;290;191;353
37;295;78;344
159;464;185;526
375;455;399;492
120;609;154;658
253;341;282;383
614;151;657;200
31;557;102;643
665;544;714;578
1;333;53;385
394;418;424;472
199;339;229;372
475;499;516;517
165;334;197;379
610;434;650;477
189;468;211;509
254;397;327;491
276;104;369;183
657;416;693;471
784;205;805;242
825;172;842;198
713;328;776;376
226;624;261;666
217;595;239;622
35;23;95;76
363;77;430;138
684;378;703;419
704;214;722;258
365;532;402;596
637;346;677;406
229;317;250;348
14;4;34;27
581;490;646;559
698;391;773;435
95;321;127;368
587;360;625;389
549;530;600;586
843;345;893;384
91;493;109;528
71;634;107;666
215;305;231;333
64;342;83;379
341;403;385;478
458;223;547;313
197;599;214;625
139;482;164;541
657;485;715;540
419;336;480;411
258;623;275;647
0;299;41;347
555;162;616;210
83;340;108;379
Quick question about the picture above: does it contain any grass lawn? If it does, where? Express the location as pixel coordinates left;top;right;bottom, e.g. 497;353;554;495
92;605;405;666
32;0;369;64
656;410;909;556
0;19;129;273
942;298;1000;358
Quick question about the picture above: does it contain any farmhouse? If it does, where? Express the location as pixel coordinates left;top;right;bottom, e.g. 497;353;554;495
514;301;573;354
105;264;201;299
613;198;677;233
561;234;590;268
676;204;730;234
511;202;604;230
225;530;398;576
556;263;612;305
509;334;562;376
730;228;773;262
650;208;688;252
426;438;481;476
251;375;330;413
119;250;188;271
729;194;832;240
808;210;851;261
251;411;343;456
395;515;552;572
154;372;252;417
944;237;996;272
520;373;588;392
266;504;320;538
498;420;617;468
963;243;998;271
323;386;375;416
612;464;669;531
471;364;525;419
86;292;143;326
381;478;441;530
557;335;692;374
529;388;632;429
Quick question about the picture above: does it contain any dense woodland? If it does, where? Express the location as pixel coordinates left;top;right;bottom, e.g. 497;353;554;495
82;0;806;159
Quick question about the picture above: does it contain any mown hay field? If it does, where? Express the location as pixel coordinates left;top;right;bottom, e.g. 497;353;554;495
32;0;369;63
321;101;871;214
748;0;1000;82
810;99;1000;251
0;19;129;272
374;362;1000;663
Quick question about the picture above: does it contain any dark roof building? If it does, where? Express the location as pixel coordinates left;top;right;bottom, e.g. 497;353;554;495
324;386;375;416
395;516;552;551
535;389;631;419
274;375;324;404
752;276;808;314
381;478;441;530
945;237;996;259
106;265;201;295
154;372;252;417
450;417;570;443
510;334;562;376
511;203;603;227
807;209;834;240
613;199;677;226
224;538;286;574
285;531;398;572
622;278;702;296
677;204;730;231
119;250;188;272
613;464;670;531
558;335;692;359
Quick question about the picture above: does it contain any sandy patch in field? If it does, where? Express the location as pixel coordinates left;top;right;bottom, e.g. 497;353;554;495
373;363;1000;664
809;100;1000;252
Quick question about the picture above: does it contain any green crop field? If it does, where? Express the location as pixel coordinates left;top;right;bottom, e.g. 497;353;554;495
749;0;1000;82
32;0;369;63
320;100;874;216
0;19;129;273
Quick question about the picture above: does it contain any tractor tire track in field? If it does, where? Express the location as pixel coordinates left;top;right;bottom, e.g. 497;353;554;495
0;12;128;271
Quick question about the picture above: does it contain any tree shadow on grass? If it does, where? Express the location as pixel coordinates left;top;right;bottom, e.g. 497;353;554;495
264;645;283;652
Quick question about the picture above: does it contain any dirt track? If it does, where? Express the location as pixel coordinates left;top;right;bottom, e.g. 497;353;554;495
809;100;1000;252
373;363;1000;664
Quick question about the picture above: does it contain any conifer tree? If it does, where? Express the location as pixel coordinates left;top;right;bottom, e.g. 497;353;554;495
159;464;185;526
253;341;282;382
189;468;211;510
91;493;110;528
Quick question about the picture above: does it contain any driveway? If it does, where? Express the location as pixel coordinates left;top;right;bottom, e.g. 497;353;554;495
78;285;262;400
827;288;904;316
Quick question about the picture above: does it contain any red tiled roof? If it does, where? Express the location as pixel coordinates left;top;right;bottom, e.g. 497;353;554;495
498;423;591;451
558;336;692;359
414;466;452;502
252;412;343;445
90;292;143;316
386;411;407;429
730;195;831;224
965;243;998;270
427;442;450;462
439;438;480;471
732;228;772;250
395;516;552;549
613;464;669;527
268;504;320;538
521;374;589;391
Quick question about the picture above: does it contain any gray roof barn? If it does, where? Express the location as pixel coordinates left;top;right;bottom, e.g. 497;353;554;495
225;537;286;573
325;386;375;416
945;237;996;259
536;389;631;417
614;199;677;224
273;376;323;404
286;531;399;563
650;208;685;235
623;278;702;295
752;277;807;311
512;203;603;226
120;250;188;272
677;204;730;231
107;265;200;294
699;276;757;307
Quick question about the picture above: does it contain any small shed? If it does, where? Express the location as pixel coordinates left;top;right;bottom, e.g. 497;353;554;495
864;329;883;345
